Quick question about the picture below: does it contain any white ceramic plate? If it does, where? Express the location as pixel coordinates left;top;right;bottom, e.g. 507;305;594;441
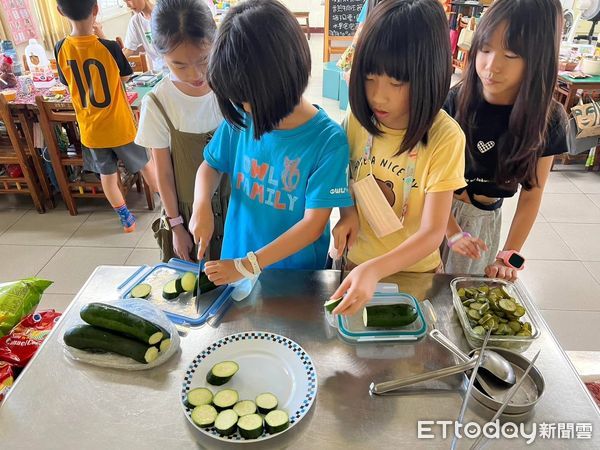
181;331;317;443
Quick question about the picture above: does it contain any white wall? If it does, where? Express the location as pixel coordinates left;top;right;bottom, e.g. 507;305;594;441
99;10;133;40
280;0;326;28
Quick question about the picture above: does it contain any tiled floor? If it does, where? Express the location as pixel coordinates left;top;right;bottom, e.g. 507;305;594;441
1;35;599;360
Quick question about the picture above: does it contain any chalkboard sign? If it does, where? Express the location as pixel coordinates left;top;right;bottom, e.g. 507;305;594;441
324;0;365;61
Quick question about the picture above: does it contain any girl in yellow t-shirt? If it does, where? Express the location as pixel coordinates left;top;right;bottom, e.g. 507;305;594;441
330;0;466;316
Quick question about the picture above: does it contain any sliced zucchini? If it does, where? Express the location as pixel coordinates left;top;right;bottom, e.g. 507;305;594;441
64;324;159;364
214;409;238;436
130;283;151;299
159;338;171;353
185;387;214;408
175;277;185;294
162;279;179;300
191;404;218;428
80;302;167;345
264;410;289;434
237;413;264;439
213;389;239;411
181;272;197;292
362;304;418;328
233;400;257;417
324;297;342;313
499;298;516;313
206;361;239;386
198;272;218;295
255;392;278;415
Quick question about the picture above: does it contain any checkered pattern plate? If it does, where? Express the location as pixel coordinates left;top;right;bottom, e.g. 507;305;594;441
181;331;317;443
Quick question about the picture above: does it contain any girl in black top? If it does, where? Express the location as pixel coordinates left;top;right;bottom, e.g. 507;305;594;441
442;0;567;280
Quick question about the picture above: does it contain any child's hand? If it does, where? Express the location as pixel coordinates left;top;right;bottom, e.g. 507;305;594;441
189;203;214;261
485;260;518;282
331;207;359;259
451;235;488;259
330;261;381;316
172;226;194;262
204;259;244;285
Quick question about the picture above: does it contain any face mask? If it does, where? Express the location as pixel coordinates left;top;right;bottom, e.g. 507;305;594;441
352;135;417;238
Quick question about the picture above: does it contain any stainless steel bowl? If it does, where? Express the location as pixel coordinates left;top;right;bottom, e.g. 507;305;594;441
467;347;545;415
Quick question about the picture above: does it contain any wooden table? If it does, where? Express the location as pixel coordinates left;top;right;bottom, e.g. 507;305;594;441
555;73;600;109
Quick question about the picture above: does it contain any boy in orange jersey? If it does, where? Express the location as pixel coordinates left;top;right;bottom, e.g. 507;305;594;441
55;0;157;232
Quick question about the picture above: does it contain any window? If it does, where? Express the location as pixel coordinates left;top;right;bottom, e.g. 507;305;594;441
98;0;126;19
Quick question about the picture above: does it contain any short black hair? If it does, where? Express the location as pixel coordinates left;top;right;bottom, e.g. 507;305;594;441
208;0;311;139
57;0;97;21
152;0;216;54
349;0;452;155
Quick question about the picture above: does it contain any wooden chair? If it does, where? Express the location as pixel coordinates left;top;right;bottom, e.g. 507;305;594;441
35;95;154;215
0;95;48;212
294;11;311;40
115;36;149;73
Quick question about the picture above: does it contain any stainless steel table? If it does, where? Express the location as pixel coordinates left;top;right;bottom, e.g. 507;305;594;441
1;267;599;449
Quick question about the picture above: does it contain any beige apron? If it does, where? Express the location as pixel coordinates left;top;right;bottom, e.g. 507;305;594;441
148;93;230;262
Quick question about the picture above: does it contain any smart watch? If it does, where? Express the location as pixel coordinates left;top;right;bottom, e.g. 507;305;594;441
167;215;184;229
496;250;525;270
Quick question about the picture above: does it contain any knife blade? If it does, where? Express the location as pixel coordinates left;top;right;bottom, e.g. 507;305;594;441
339;247;348;285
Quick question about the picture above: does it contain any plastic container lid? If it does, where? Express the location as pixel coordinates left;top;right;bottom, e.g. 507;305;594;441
117;258;234;327
336;292;427;343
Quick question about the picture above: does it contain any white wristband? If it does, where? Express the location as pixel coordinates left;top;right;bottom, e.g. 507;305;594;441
246;251;262;276
234;258;255;279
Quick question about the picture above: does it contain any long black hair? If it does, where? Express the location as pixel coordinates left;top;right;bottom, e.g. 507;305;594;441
456;0;563;190
349;0;452;155
151;0;216;55
208;0;311;139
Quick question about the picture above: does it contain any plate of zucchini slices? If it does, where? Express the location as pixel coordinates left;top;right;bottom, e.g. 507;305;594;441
181;331;317;442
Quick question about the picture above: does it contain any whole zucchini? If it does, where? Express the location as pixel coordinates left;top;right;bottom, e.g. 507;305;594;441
64;324;159;364
80;302;168;345
363;304;418;328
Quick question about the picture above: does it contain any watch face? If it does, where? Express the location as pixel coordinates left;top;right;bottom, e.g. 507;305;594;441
508;253;525;269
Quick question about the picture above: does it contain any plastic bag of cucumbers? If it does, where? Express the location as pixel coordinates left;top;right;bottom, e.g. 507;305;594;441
61;298;180;370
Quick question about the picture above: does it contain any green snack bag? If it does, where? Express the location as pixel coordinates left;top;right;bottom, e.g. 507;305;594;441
0;278;53;336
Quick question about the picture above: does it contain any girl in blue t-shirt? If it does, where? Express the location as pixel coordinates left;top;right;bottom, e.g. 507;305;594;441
189;0;353;285
441;0;567;281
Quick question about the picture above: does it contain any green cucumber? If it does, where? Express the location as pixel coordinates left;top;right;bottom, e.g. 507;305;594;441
233;400;257;417
214;409;238;436
362;304;418;328
64;324;159;364
197;272;217;295
324;297;342;313
162;279;179;300
80;302;167;345
255;393;278;414
237;413;264;439
191;404;218;428
130;283;151;299
264;410;289;434
206;361;239;386
175;277;186;294
213;389;239;411
185;387;213;408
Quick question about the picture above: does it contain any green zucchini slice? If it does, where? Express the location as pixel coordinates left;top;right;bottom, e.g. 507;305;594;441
255;393;278;414
237;413;264;439
324;297;342;313
233;400;257;417
80;302;167;345
159;338;171;353
206;361;239;386
162;279;179;300
130;283;151;299
181;272;197;292
213;389;239;411
214;409;238;436
264;410;289;434
185;387;214;408
64;325;158;364
175;277;185;294
362;304;418;328
191;404;218;428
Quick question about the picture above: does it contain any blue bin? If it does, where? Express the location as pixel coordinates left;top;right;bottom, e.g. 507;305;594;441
323;61;341;100
339;75;349;110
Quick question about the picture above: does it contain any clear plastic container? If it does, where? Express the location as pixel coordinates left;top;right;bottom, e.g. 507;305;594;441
450;277;541;352
334;292;427;343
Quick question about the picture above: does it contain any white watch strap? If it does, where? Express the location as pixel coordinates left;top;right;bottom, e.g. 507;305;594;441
234;258;255;279
246;251;262;276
